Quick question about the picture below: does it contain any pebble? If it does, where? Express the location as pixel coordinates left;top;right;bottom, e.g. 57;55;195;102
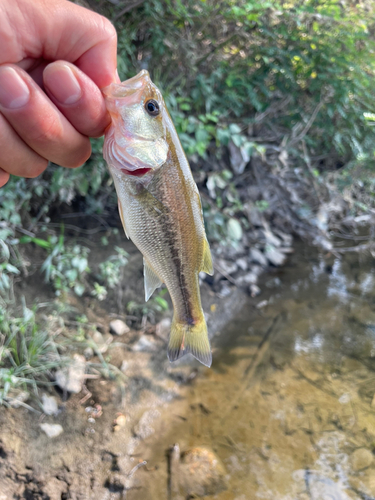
217;283;233;298
55;354;86;394
265;277;282;288
109;319;130;336
236;257;248;271
156;317;171;339
244;205;263;227
249;284;261;297
265;247;287;266
113;413;127;432
83;346;94;359
39;423;64;438
350;448;373;471
263;229;282;247
41;394;59;416
91;330;112;353
236;272;258;286
216;258;238;276
132;335;158;352
274;229;293;247
7;391;29;408
249;248;268;267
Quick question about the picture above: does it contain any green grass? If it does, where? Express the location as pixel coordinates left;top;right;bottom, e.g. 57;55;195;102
0;302;62;408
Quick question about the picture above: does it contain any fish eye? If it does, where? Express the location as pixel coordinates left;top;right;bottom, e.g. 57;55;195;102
145;99;160;117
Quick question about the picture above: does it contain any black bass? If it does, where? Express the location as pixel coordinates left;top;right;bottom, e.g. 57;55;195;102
103;70;213;367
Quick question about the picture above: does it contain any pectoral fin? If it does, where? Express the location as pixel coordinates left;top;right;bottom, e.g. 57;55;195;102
200;238;214;276
117;199;129;239
144;259;163;301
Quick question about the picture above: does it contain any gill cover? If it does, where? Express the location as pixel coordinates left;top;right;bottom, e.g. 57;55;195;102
103;70;169;173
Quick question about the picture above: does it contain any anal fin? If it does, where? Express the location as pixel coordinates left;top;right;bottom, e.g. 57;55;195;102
144;259;163;301
200;238;214;276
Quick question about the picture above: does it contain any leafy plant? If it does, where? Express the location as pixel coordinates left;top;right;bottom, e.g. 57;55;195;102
97;246;129;289
127;288;170;323
24;230;91;297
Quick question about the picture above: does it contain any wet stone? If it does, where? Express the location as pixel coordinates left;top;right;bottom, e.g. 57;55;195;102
265;247;287;266
249;248;268;267
109;319;130;336
216;258;238;276
236;257;248;271
249;284;261;297
350;448;373;471
180;447;227;497
263;229;282;248
217;282;233;298
236;272;258;286
244;204;263;227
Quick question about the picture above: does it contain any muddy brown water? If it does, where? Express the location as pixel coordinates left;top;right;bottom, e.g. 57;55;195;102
1;242;375;499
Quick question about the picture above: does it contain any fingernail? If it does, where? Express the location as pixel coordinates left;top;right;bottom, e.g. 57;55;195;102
44;64;82;105
0;67;30;109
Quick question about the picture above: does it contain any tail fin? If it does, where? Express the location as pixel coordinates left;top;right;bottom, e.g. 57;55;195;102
167;316;212;367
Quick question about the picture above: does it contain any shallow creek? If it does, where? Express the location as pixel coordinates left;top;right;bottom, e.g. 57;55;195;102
131;244;375;500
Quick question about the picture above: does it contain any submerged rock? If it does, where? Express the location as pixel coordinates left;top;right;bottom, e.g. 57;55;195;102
39;423;64;438
133;409;161;439
350;448;373;471
180;447;227;497
55;354;86;394
109;319;130;336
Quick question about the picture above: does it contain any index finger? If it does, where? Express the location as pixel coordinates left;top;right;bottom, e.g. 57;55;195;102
1;0;118;88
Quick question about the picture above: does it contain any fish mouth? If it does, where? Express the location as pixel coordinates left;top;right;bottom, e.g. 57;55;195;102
102;70;151;100
120;167;152;177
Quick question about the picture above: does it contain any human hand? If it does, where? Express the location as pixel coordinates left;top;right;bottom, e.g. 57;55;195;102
0;0;118;187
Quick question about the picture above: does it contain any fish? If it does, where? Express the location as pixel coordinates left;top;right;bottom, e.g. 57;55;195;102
102;70;214;367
